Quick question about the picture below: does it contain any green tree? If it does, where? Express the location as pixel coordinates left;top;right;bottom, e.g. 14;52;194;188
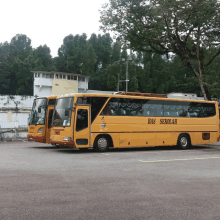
33;45;55;71
89;69;108;91
100;0;220;100
106;61;120;91
204;49;220;99
10;34;32;61
111;40;122;63
0;62;11;94
14;53;34;95
57;34;97;75
89;33;113;70
167;55;201;95
0;42;11;94
9;34;33;95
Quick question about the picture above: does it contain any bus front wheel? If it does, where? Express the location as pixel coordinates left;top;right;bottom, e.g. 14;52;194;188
177;134;191;149
94;136;109;152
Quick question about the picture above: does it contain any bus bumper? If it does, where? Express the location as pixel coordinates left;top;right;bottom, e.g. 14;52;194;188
27;135;46;143
27;135;34;141
50;140;74;147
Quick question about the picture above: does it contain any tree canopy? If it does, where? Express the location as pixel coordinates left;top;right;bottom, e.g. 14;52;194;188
100;0;220;100
1;30;220;98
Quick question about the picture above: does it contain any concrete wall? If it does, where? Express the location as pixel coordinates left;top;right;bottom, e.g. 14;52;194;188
0;95;34;110
0;112;30;129
0;95;33;130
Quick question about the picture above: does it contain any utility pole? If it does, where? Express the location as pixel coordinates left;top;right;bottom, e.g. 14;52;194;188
117;73;120;92
120;57;131;92
125;60;128;92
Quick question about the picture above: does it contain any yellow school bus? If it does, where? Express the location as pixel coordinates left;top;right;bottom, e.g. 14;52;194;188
27;95;57;143
50;93;219;152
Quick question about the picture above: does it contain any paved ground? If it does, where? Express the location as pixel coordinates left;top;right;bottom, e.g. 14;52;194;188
0;141;220;220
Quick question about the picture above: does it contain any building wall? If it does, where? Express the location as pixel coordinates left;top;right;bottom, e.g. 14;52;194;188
51;79;78;95
78;81;88;90
34;78;53;87
34;86;53;97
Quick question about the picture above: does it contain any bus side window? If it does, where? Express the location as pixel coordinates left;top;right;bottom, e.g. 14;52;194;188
102;102;112;115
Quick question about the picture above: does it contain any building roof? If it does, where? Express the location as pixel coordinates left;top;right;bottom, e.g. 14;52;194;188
31;71;90;78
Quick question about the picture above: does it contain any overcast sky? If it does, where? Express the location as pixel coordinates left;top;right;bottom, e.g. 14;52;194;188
1;0;109;57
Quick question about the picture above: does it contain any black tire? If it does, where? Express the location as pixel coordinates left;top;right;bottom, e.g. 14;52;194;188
94;136;109;152
177;134;191;149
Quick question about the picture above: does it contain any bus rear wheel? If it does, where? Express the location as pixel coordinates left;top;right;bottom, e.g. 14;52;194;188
94;136;109;152
177;134;191;149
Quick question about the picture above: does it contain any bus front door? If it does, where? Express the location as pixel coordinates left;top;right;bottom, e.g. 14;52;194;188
74;105;91;149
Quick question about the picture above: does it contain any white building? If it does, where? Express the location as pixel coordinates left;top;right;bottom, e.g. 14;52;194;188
33;71;90;97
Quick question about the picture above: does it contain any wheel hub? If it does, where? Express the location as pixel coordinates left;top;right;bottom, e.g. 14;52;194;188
180;137;187;147
98;138;107;149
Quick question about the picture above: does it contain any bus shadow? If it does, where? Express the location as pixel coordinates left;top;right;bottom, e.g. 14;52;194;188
108;145;216;153
30;146;96;154
30;146;62;150
30;144;218;154
53;145;217;154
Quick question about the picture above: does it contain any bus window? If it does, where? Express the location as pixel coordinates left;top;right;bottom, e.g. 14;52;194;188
77;97;108;122
52;97;74;127
102;98;143;116
163;101;182;117
29;98;47;125
76;109;88;132
142;100;163;117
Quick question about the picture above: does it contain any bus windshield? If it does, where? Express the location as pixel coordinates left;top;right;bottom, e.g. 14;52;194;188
29;98;47;125
52;97;74;127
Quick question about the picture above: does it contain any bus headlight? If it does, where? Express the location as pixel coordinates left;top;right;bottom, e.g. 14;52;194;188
38;127;44;133
63;137;72;141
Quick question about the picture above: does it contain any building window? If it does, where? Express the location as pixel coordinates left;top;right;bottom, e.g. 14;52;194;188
35;73;38;78
59;74;62;79
46;74;50;78
38;73;40;77
42;73;46;78
67;75;70;80
63;74;66;79
56;74;58;79
71;75;74;80
74;76;77;80
50;74;54;79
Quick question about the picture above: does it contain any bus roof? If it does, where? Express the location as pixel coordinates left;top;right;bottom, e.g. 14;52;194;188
55;92;217;104
35;95;58;99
